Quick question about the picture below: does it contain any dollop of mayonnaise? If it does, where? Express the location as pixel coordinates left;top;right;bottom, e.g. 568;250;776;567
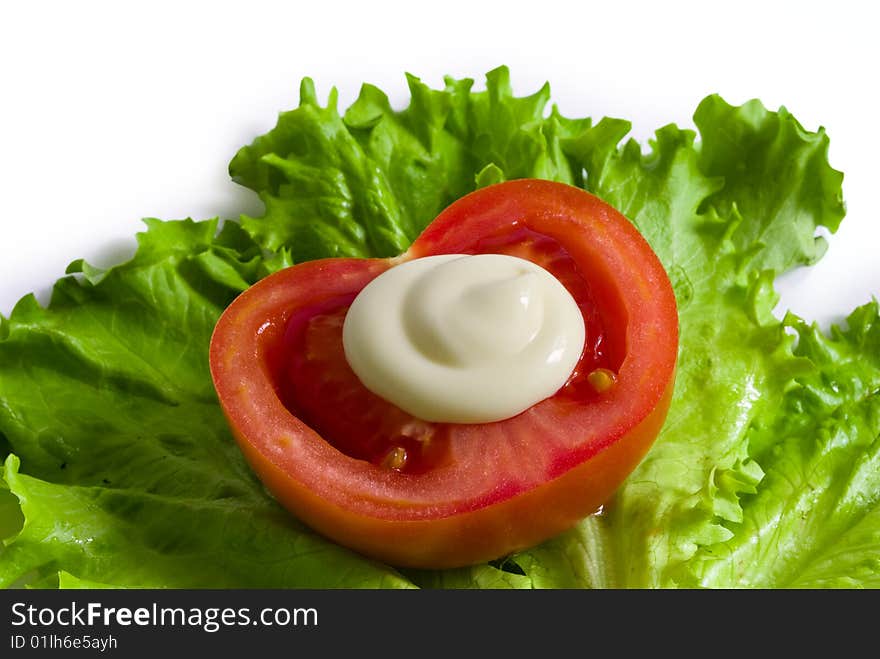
342;254;586;424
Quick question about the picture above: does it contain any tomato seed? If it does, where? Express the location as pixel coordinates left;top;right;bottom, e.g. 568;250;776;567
381;446;408;471
587;368;617;393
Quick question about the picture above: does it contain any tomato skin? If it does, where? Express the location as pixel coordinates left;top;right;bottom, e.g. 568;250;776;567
210;179;678;569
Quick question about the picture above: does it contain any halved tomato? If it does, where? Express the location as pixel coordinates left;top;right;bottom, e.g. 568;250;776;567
209;179;678;569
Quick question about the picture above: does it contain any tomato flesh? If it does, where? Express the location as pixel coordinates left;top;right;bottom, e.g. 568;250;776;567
283;305;453;475
281;225;619;475
209;179;678;568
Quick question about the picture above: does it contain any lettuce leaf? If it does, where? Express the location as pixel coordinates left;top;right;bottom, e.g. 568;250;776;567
0;219;412;588
229;67;591;260
1;67;876;588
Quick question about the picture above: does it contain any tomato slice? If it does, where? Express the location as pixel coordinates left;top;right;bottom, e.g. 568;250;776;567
209;179;678;568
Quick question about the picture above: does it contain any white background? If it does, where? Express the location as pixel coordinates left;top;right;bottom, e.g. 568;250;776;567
1;1;877;329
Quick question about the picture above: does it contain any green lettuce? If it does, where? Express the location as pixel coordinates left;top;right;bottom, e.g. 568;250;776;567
0;220;410;588
1;67;876;588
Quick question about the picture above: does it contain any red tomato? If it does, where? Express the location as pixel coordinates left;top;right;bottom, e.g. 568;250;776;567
209;179;678;569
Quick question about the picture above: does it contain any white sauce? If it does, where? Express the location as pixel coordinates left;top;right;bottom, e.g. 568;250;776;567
342;254;586;424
